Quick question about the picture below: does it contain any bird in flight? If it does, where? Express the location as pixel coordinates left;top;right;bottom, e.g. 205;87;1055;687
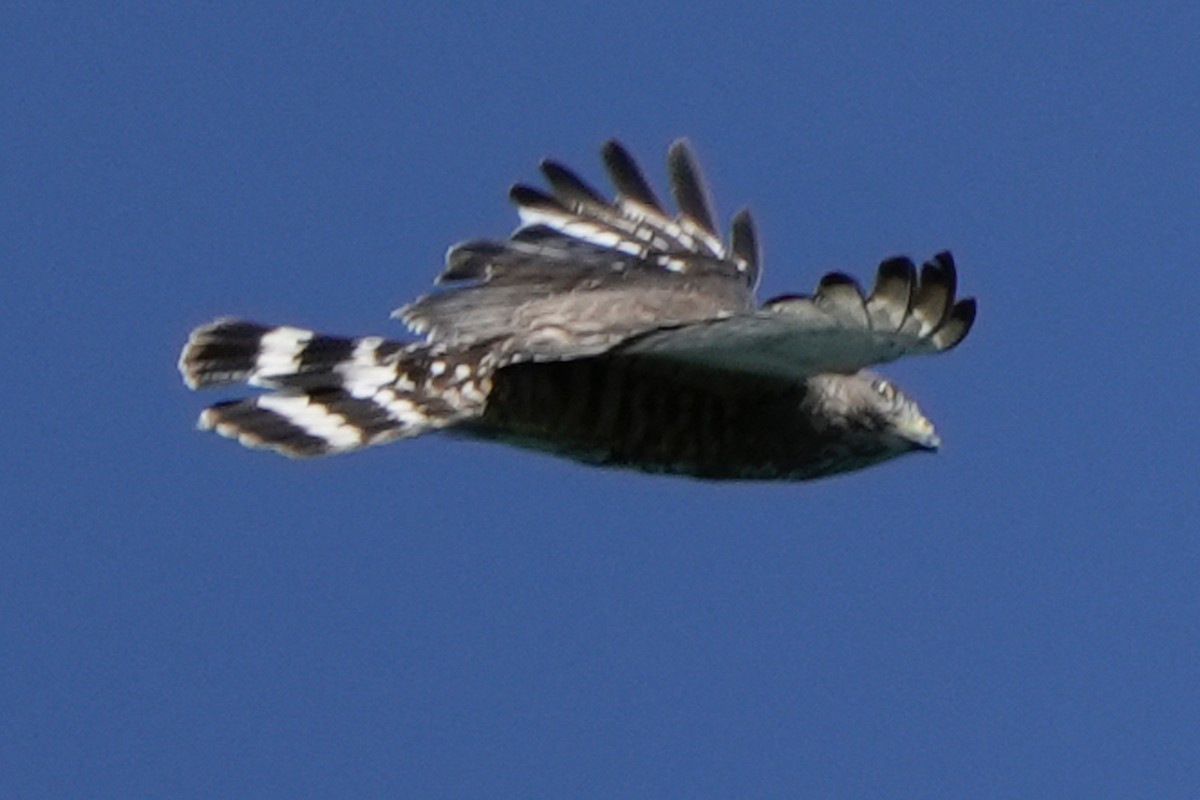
179;140;975;481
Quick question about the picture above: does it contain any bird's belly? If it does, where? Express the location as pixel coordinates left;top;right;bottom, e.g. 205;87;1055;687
460;356;823;481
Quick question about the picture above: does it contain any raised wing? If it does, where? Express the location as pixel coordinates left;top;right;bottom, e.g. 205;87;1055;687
398;140;759;360
620;252;976;378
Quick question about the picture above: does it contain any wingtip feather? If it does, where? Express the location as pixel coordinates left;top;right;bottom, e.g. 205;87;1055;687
730;208;759;286
913;256;956;334
601;139;664;212
666;139;717;237
814;272;868;327
932;297;976;350
540;159;607;206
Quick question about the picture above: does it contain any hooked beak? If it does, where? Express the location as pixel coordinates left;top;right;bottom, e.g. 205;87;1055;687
901;415;941;452
912;430;941;452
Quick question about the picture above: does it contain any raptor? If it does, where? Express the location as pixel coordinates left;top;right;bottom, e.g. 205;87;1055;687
179;140;975;481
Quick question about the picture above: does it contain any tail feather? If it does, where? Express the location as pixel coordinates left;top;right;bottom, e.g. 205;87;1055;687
179;318;492;457
179;318;411;390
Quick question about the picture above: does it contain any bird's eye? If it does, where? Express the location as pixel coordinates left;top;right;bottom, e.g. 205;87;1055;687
872;379;896;401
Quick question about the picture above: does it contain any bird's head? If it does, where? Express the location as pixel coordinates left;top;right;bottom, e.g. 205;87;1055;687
804;371;941;470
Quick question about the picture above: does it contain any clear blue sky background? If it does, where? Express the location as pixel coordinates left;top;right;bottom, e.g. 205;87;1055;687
5;3;1199;797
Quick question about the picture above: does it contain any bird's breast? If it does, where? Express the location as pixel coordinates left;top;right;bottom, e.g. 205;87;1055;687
462;355;833;480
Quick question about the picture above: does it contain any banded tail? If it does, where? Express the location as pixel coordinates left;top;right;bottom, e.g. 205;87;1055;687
178;319;493;457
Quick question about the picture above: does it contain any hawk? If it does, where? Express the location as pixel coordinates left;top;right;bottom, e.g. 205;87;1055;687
179;140;976;481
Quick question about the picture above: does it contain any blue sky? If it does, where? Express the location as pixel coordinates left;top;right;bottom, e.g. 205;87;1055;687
5;2;1199;797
